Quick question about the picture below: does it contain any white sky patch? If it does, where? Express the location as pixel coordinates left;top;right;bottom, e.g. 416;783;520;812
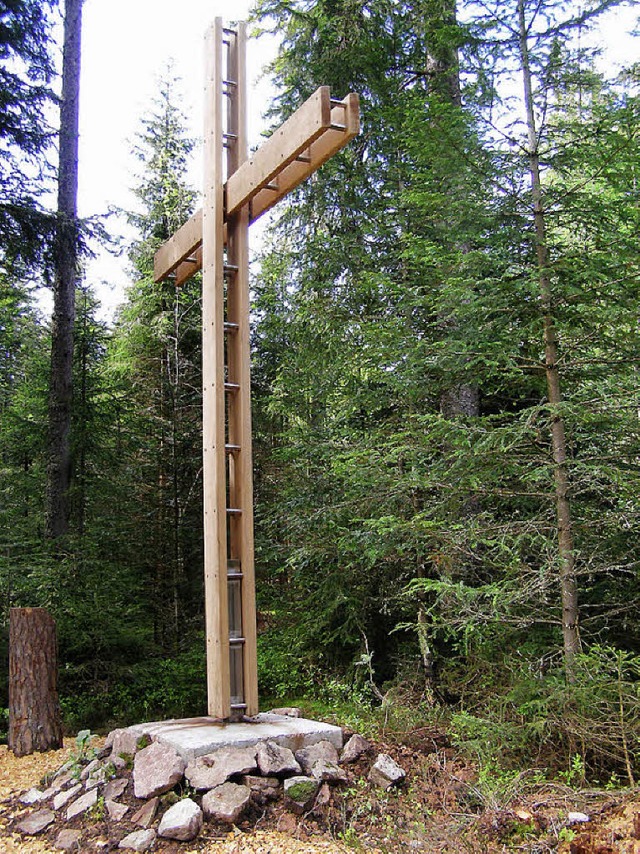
76;0;278;322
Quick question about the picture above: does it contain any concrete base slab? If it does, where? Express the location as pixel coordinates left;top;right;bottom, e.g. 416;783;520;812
126;714;343;762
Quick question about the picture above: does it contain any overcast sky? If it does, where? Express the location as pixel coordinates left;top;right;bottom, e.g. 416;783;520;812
72;1;638;323
74;0;277;320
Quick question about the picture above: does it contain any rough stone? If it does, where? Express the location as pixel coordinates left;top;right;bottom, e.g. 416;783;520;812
133;741;186;799
340;733;372;764
53;783;82;810
126;714;342;761
104;728;119;750
104;777;128;801
106;799;129;821
295;740;339;774
314;782;332;809
568;812;590;824
309;758;347;783
202;782;251;824
256;740;301;777
19;788;45;805
118;829;156;852
131;796;159;828
106;727;141;758
185;746;257;790
85;765;108;790
66;787;98;820
157;798;203;841
80;758;100;781
269;707;302;717
241;775;280;805
51;771;76;792
16;809;55;835
54;829;82;851
284;776;320;814
111;755;127;771
369;753;406;790
53;760;74;779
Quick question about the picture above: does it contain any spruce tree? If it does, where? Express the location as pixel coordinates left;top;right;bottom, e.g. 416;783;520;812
0;0;57;272
114;70;202;654
251;0;639;703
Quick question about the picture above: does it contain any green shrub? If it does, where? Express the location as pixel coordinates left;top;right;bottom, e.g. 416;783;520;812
447;643;640;786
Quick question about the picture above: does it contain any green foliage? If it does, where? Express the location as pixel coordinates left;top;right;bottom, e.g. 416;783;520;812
559;754;585;788
0;0;57;272
66;728;99;779
251;0;640;732
257;626;316;700
61;645;207;732
87;796;106;822
0;0;637;801
447;643;640;785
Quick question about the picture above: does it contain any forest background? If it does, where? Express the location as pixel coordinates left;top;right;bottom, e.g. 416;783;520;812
0;0;639;789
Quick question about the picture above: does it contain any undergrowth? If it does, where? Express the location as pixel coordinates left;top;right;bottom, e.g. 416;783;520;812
57;622;638;796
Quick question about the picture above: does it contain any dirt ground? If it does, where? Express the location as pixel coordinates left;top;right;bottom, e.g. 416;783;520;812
1;732;639;853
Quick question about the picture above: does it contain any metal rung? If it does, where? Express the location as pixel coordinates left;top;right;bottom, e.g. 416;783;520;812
224;263;239;275
223;26;237;35
223;132;238;141
224;382;240;392
227;570;243;579
230;703;247;710
296;154;311;163
229;637;246;645
264;182;278;191
330;123;347;131
226;507;242;515
224;322;240;332
223;79;237;87
225;443;241;453
330;99;347;108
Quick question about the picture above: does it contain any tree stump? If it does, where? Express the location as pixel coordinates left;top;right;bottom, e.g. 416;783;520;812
8;608;63;756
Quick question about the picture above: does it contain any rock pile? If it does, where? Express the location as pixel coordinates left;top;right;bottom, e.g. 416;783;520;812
12;711;406;851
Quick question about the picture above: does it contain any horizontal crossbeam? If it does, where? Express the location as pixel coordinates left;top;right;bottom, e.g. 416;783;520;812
154;88;360;284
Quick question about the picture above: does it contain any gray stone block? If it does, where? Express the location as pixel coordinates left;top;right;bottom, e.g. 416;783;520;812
157;798;203;841
202;782;251;824
133;741;186;799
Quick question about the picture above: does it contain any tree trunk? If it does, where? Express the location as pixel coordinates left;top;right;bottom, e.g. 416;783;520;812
517;0;580;682
427;0;480;421
8;608;63;756
46;0;83;540
422;0;480;690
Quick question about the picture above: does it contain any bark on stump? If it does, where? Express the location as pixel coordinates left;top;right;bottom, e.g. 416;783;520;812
8;608;63;756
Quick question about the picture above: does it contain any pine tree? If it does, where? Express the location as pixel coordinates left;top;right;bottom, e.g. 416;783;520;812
251;0;639;701
113;70;202;654
46;0;83;541
0;0;57;272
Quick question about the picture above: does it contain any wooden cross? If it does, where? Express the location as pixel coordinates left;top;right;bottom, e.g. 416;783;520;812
153;19;359;720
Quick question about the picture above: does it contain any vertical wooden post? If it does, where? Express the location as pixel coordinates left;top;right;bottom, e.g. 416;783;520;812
202;18;229;718
155;20;359;719
8;608;63;756
226;23;259;716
